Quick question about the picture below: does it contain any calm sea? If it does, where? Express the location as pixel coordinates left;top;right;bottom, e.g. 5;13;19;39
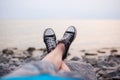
0;20;120;51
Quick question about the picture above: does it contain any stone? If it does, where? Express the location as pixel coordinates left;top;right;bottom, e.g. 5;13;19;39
111;49;118;53
31;50;43;60
70;56;81;61
27;47;36;52
23;51;32;58
38;48;46;52
2;49;14;55
84;58;97;66
85;53;98;56
97;50;106;54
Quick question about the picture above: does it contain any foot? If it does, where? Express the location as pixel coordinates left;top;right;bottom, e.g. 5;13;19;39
58;26;77;60
43;28;57;53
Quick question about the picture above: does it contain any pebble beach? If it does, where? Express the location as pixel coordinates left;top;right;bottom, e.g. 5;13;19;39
0;47;120;80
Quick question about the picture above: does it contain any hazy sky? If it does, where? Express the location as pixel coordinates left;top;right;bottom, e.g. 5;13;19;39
0;0;120;19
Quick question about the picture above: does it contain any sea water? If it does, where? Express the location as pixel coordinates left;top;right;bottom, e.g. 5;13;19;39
0;19;120;51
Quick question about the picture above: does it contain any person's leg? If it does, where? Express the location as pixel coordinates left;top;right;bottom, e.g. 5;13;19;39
42;42;71;71
42;43;65;70
60;62;71;71
43;26;77;70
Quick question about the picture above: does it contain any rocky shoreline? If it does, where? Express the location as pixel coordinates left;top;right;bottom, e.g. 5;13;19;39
0;47;120;80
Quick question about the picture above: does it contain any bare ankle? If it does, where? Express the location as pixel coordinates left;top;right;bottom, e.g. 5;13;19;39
57;43;65;52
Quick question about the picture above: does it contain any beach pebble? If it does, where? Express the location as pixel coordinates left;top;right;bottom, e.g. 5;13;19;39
0;47;120;80
70;56;81;61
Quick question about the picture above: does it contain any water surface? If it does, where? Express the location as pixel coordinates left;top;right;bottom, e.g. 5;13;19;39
0;20;120;51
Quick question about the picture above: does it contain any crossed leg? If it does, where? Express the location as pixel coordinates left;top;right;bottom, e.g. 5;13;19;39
42;43;70;71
